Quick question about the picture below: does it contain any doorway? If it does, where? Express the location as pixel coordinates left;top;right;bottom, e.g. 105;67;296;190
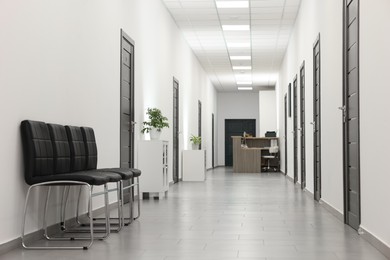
313;35;321;201
120;29;135;202
120;29;135;169
173;78;179;183
284;94;288;175
198;100;202;150
300;61;306;189
343;0;360;230
293;75;298;184
224;119;256;166
212;113;215;168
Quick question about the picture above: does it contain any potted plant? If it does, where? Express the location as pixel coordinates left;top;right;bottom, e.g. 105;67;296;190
189;134;201;150
141;108;169;140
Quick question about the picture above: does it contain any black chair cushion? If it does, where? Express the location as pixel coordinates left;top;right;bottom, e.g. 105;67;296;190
98;168;133;180
130;168;141;177
81;127;141;180
21;120;111;186
21;120;55;185
65;126;87;172
28;171;110;186
81;127;98;170
47;123;71;174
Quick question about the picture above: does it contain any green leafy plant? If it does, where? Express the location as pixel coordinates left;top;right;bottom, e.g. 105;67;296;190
189;135;201;145
141;108;169;133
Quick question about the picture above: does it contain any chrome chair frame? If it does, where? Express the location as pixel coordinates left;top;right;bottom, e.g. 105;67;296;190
22;181;97;250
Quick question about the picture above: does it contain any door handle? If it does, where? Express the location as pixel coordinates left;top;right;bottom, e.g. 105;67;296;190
338;106;346;122
131;121;136;132
310;122;315;130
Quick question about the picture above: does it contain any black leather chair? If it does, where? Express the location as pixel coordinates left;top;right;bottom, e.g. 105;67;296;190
21;120;110;250
62;125;122;232
81;127;142;226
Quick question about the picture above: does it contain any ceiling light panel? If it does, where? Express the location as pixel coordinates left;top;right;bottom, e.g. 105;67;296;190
216;1;249;9
233;66;252;70
238;87;253;90
230;56;251;60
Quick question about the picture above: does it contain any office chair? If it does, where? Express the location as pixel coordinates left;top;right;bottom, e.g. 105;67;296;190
262;146;279;172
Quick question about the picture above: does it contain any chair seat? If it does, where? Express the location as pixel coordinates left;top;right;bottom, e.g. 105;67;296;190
28;171;110;186
94;171;122;182
130;168;141;177
98;168;133;180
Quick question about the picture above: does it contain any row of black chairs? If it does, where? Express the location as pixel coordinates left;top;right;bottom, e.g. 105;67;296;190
20;120;141;250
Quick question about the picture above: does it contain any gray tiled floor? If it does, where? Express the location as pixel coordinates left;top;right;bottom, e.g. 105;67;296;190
1;167;388;260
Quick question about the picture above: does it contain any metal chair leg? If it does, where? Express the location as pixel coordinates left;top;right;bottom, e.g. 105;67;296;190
46;184;110;241
22;182;94;250
74;182;123;232
134;177;141;220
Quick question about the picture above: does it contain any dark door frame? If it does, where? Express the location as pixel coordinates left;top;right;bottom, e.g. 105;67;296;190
120;29;135;203
212;113;215;168
293;75;298;184
224;119;256;167
343;0;361;230
173;77;179;183
120;29;135;168
300;61;306;190
284;94;288;176
313;34;321;201
198;100;202;150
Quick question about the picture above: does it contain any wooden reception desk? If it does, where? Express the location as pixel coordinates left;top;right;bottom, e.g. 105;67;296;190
232;136;279;173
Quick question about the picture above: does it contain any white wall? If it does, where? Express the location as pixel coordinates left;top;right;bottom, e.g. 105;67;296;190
0;0;217;244
217;92;259;166
259;90;277;137
360;0;390;247
279;0;390;249
278;0;343;212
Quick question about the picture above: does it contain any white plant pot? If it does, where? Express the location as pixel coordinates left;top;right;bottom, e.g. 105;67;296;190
150;128;161;140
192;143;199;150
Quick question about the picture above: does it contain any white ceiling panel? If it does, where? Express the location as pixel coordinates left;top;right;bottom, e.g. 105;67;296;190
161;0;301;92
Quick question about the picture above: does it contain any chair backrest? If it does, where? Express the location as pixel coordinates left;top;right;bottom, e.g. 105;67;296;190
21;120;55;184
81;127;98;170
47;123;71;174
65;126;87;172
269;146;279;154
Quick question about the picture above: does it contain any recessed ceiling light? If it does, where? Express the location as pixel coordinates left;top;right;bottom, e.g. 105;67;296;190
230;56;251;60
238;87;253;90
222;25;250;31
233;66;252;70
227;42;250;48
237;81;252;85
216;1;249;8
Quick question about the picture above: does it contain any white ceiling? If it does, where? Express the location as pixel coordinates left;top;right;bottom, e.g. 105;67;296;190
161;0;301;92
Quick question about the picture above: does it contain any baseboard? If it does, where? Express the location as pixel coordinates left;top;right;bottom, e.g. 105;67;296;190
0;202;119;256
359;227;390;259
285;174;294;182
283;173;389;259
319;199;344;222
303;188;314;198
